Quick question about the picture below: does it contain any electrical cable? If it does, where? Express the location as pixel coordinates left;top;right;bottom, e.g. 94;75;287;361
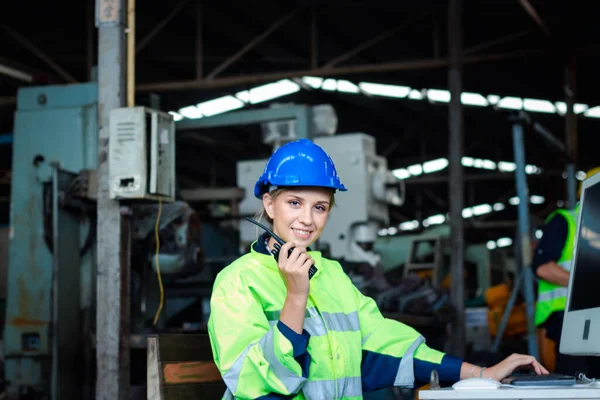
152;199;164;326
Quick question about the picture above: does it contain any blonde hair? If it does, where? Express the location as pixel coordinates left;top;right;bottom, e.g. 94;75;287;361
253;188;336;238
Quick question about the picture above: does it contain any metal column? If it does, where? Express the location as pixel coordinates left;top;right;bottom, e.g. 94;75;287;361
96;1;130;399
447;0;466;357
565;54;578;208
511;122;539;359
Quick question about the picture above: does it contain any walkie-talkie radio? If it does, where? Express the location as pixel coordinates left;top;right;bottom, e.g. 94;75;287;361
246;217;318;280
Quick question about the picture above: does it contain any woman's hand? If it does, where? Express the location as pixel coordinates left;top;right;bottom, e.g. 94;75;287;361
484;353;549;381
277;242;314;300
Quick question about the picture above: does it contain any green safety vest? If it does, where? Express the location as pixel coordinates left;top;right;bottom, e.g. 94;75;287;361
534;205;579;327
208;244;447;399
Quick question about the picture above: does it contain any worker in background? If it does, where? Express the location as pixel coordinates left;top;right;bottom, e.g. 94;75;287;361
208;139;548;399
533;167;600;375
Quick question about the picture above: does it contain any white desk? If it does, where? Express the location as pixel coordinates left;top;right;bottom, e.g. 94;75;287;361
419;384;600;400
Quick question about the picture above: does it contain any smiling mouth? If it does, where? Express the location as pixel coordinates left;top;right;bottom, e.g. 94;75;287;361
292;228;313;238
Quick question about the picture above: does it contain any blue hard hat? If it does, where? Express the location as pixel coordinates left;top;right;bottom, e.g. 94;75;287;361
254;138;347;198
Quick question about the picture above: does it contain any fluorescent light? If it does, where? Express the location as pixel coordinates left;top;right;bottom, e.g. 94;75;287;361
487;241;497;250
424;214;445;226
235;79;300;104
168;111;183;121
472;204;492;216
584;106;600;118
337;80;359;93
497;96;523;110
481;159;496;170
178;105;203;119
461;92;488;107
556;102;589;115
575;103;589;114
461;157;474;167
497;237;513;247
0;64;33;82
530;195;545;204
509;197;520;205
387;227;398;235
493;203;505;211
427;89;450;103
197;96;244;117
498;161;517;172
423;158;449;173
408;89;424;100
301;76;323;89
462;208;474;218
321;79;337;91
535;230;543;239
525;164;542;175
523;98;555;113
378;229;389;236
399;220;419;230
577;170;586;181
407;164;423;176
462;157;496;170
487;95;501;105
555;102;566;115
472;158;496;170
359;82;410;98
392;168;410;179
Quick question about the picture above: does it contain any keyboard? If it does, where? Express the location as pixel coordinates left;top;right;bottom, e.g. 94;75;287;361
503;373;576;386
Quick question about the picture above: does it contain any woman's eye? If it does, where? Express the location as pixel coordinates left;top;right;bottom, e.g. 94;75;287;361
316;205;327;212
289;200;300;207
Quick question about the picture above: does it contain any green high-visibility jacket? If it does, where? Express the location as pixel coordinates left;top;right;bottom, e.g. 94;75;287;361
534;205;579;327
208;242;462;399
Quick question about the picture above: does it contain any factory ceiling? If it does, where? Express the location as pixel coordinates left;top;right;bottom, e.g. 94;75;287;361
1;0;599;244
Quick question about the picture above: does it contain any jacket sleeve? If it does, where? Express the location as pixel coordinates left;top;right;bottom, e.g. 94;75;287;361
354;282;462;391
208;267;310;399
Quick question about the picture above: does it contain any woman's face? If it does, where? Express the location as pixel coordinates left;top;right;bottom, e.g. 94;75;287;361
263;187;333;248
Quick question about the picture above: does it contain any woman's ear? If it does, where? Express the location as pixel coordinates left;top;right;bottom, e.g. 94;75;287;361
263;193;275;219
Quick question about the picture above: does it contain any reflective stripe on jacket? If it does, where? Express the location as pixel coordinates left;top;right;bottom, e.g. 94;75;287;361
208;243;457;399
534;205;579;326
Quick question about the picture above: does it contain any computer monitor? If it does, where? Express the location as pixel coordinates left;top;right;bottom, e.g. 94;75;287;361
560;171;600;356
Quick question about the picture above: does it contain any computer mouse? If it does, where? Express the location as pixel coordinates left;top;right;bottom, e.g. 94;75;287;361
452;377;502;390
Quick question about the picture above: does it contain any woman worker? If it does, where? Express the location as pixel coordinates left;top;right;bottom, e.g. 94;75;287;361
208;139;547;399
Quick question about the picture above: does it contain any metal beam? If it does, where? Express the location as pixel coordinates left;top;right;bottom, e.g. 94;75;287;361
195;0;203;79
464;28;534;56
511;121;539;359
206;6;304;79
137;48;544;92
518;0;551;37
323;11;431;68
405;170;564;184
176;105;313;138
135;0;190;54
2;25;78;83
95;0;130;398
448;0;465;358
87;0;95;80
0;96;16;107
311;1;318;68
466;220;518;229
180;187;245;202
565;53;577;208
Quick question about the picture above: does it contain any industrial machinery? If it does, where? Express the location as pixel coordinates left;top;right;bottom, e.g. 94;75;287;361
2;83;202;400
238;118;405;261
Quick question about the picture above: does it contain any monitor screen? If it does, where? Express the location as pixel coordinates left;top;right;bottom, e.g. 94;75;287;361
569;182;600;312
561;172;600;356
